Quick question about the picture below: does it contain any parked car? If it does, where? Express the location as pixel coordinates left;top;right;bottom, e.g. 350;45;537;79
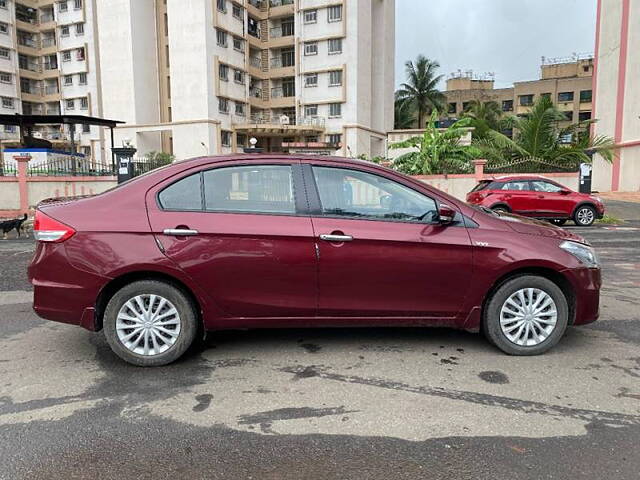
28;155;601;366
466;175;605;226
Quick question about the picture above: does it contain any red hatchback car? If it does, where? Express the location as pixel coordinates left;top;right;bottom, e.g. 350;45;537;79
466;175;605;226
28;155;601;366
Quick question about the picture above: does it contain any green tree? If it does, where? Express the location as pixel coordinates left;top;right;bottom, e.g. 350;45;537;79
395;56;446;128
144;151;175;165
394;97;416;129
461;100;504;140
474;96;615;170
389;111;480;175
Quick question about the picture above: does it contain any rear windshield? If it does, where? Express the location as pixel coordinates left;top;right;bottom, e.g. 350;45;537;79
471;180;500;192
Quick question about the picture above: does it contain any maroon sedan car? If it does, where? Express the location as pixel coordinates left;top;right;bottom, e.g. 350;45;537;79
28;155;601;366
466;175;605;226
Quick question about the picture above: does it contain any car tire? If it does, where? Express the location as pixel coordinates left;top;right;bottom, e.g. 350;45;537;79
573;205;596;227
483;275;569;356
103;280;198;367
550;219;567;226
491;205;510;214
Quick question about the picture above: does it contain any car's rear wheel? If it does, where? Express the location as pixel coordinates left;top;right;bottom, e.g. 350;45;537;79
103;280;198;366
483;275;569;355
491;205;510;214
573;205;596;226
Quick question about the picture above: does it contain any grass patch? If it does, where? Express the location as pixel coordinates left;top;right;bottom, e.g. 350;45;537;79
596;214;624;225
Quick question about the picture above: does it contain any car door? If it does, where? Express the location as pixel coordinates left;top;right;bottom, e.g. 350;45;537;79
530;180;573;217
304;162;473;320
146;160;317;319
499;180;534;215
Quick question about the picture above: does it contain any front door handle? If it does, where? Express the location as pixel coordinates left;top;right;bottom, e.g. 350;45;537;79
320;234;353;242
163;228;199;236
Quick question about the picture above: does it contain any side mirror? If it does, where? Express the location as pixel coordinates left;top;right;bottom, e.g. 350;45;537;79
560;189;571;195
438;203;456;224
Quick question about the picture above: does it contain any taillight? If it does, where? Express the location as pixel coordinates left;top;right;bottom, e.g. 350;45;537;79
33;210;76;243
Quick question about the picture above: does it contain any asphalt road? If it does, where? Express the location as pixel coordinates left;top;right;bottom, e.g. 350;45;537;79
1;220;640;479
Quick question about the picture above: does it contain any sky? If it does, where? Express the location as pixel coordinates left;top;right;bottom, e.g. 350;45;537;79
395;0;598;89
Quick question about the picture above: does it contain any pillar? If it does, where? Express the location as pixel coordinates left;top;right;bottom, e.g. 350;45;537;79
15;154;31;214
472;159;487;181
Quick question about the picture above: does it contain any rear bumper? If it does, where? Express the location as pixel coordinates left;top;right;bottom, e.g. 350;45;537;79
563;267;601;326
28;242;108;331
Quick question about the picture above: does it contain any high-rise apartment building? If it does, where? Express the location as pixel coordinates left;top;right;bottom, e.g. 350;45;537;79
0;0;104;160
97;0;395;160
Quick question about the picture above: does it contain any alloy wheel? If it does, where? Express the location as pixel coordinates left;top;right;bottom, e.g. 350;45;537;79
576;207;595;226
115;294;181;356
499;288;557;346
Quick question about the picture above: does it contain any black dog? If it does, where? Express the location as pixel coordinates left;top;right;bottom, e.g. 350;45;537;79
0;214;28;240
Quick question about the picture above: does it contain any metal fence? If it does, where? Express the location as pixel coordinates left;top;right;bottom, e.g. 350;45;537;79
485;158;580;174
27;158;116;177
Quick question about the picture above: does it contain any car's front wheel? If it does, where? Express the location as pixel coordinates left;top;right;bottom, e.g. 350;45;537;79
573;205;596;226
550;219;567;226
483;275;569;355
103;280;198;366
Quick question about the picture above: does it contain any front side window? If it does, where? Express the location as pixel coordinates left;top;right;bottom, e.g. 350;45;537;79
531;181;562;193
312;166;438;223
158;173;203;210
203;165;295;214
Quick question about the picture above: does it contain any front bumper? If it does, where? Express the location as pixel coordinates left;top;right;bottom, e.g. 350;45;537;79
563;266;601;325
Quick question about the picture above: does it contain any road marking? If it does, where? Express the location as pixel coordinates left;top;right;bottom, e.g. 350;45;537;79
0;291;33;306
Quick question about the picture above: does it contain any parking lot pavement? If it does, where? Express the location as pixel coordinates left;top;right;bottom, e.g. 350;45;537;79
1;227;639;480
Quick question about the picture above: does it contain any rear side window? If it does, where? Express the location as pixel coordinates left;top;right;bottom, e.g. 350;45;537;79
158;173;203;210
203;165;295;214
501;181;531;191
470;180;491;192
531;180;563;193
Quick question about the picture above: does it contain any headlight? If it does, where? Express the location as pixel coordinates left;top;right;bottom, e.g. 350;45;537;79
560;241;599;268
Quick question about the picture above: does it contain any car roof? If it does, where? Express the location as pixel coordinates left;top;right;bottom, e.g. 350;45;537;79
173;153;379;168
489;174;555;182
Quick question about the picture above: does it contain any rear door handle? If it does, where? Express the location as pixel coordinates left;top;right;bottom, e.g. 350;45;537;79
320;234;353;242
163;228;199;236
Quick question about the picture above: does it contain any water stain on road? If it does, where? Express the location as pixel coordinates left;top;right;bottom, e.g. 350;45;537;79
478;371;510;384
193;394;213;412
238;406;358;433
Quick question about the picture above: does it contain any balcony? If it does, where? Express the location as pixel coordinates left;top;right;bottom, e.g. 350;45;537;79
45;84;59;95
41;37;56;48
18;36;38;48
249;56;262;69
40;13;55;24
248;0;265;8
19;59;41;73
249;87;262;98
237;114;325;129
271;86;295;98
270;24;294;38
270;54;294;69
21;84;43;96
270;0;294;5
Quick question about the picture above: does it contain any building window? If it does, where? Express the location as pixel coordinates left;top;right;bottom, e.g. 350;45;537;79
578;111;592;122
1;96;13;109
329;70;342;86
328;38;342;54
59;1;68;12
218;97;229;113
304;9;317;23
563;110;573;121
0;47;9;59
580;90;592;103
0;22;8;34
502;100;513;112
4;125;15;133
329;103;342;117
446;102;456;114
62;51;71;62
235;102;245;116
558;91;574;102
80;97;88;110
0;1;6;9
462;101;469;111
83;123;90;133
74;0;82;9
66;98;74;110
61;25;70;36
519;94;534;106
79;72;87;84
217;0;226;13
64;74;73;85
221;130;232;147
232;3;243;19
233;36;244;52
0;72;11;83
219;63;229;81
304;73;318;87
76;47;85;60
304;104;318;116
76;23;84;35
304;42;318;56
216;29;227;47
233;69;244;84
327;5;342;22
236;133;247;146
328;134;341;145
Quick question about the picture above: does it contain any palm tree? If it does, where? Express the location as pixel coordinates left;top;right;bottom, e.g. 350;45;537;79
461;100;503;140
395;56;446;128
389;111;480;175
394;97;416;129
474;96;615;170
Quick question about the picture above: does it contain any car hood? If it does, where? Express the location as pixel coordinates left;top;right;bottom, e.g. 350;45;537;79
496;212;589;244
